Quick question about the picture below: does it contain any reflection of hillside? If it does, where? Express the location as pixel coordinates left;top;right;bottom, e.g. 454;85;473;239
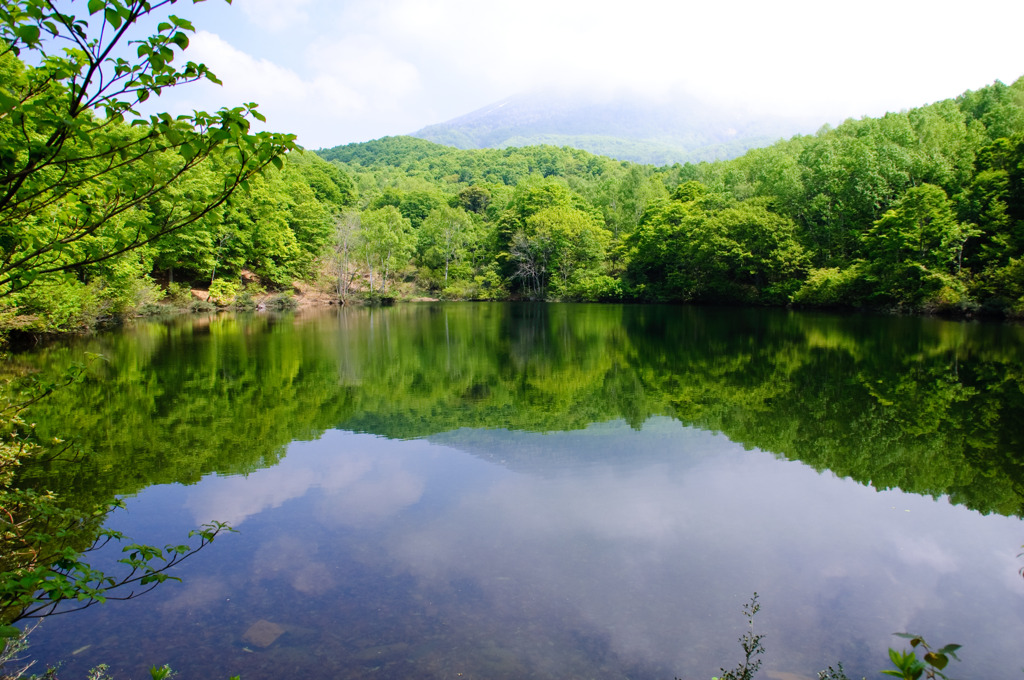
427;418;728;475
14;304;1024;517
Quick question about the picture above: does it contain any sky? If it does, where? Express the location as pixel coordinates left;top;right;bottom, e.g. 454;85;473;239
142;0;1024;150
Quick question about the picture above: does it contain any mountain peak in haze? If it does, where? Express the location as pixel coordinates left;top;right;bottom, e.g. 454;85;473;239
411;88;823;165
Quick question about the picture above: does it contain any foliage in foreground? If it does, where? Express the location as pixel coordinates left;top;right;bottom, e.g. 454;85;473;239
0;3;253;679
882;634;962;680
711;593;765;680
0;358;235;633
0;0;359;334
703;595;964;680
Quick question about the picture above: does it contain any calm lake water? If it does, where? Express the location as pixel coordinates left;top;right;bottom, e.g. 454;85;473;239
10;303;1024;679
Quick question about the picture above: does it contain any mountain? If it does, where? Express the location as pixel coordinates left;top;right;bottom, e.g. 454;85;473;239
410;89;824;165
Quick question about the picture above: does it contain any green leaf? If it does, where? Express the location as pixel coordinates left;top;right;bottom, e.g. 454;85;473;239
169;15;194;31
923;652;947;670
150;664;172;680
104;7;121;29
0;89;18;113
0;625;22;639
15;24;40;44
87;0;105;14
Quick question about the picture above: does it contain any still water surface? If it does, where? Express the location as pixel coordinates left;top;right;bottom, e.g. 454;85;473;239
13;304;1024;679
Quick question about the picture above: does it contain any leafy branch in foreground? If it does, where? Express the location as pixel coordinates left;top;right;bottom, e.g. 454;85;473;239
882;633;961;680
0;511;233;626
1;360;233;633
0;0;298;300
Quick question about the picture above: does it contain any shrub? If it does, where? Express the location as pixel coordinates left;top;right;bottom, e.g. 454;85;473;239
792;265;872;307
233;290;258;311
208;279;239;306
164;282;192;305
264;294;298;311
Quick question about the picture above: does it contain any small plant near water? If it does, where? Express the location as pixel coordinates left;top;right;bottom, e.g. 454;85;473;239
882;633;961;680
689;594;965;680
703;592;765;680
816;663;851;679
147;664;173;680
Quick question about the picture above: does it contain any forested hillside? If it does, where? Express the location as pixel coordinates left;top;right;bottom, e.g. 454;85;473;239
320;76;1024;316
4;48;1024;334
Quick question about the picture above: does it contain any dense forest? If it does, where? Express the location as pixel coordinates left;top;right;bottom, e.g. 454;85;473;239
2;5;1023;336
319;76;1024;316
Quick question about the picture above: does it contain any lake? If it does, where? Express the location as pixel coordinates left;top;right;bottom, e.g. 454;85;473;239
9;303;1024;679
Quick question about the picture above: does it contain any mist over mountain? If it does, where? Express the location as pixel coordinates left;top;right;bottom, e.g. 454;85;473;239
410;89;825;165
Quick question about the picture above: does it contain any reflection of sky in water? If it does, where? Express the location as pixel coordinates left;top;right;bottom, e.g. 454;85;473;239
26;418;1024;680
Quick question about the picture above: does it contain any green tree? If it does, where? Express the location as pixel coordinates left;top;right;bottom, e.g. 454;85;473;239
287;151;356;210
608;166;665;238
701;200;810;302
358;206;413;295
863;184;975;307
867;184;973;273
498;180;598;291
329;211;360;302
369;188;444;229
457;185;491;215
0;0;296;305
522;205;608;299
417;205;475;288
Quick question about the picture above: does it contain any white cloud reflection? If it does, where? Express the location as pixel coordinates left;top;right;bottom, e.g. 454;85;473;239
183;430;425;526
177;419;1024;678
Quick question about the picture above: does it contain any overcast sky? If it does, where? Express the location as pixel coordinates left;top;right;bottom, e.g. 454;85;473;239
148;0;1024;150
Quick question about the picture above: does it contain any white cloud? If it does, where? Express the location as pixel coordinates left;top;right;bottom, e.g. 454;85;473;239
305;35;422;103
188;31;310;104
151;30;426;147
146;0;1024;146
183;465;319;525
235;0;314;31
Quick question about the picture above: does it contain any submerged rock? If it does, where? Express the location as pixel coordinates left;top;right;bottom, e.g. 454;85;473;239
242;619;286;648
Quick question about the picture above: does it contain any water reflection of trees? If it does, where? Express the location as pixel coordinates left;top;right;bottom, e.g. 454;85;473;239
14;304;1024;517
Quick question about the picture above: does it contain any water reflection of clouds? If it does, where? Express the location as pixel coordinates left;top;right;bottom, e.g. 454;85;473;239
183;430;427;526
251;534;336;595
381;422;1024;678
159;574;231;615
180;420;1024;678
